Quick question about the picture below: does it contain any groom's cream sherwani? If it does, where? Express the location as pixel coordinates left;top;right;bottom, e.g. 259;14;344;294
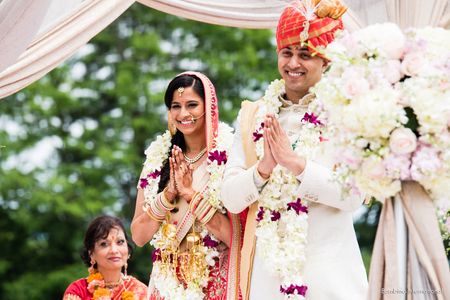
221;96;368;300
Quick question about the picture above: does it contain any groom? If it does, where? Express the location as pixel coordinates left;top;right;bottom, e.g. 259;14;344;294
222;1;368;299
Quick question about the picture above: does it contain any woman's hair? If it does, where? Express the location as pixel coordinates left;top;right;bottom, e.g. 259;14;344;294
158;74;205;194
80;215;133;268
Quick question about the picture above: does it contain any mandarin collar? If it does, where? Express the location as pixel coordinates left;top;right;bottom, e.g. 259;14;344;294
279;93;315;108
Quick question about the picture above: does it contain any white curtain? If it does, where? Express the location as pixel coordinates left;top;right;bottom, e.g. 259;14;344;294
137;0;289;29
0;0;134;99
385;0;450;28
0;0;52;73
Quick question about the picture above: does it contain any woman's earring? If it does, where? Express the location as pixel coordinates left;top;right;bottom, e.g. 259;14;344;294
89;258;96;273
124;261;128;277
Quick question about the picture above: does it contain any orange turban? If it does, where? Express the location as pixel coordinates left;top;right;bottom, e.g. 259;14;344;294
276;0;347;56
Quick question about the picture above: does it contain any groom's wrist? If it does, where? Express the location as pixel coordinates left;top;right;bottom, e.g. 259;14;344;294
257;162;272;179
288;155;306;176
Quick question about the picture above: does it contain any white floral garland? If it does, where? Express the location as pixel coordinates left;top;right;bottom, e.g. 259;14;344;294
139;122;234;300
253;79;324;299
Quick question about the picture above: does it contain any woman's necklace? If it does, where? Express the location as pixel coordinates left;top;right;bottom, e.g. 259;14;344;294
183;147;207;164
104;277;123;290
87;270;133;300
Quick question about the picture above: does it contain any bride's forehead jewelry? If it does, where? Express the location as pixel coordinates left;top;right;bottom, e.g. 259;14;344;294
177;87;184;97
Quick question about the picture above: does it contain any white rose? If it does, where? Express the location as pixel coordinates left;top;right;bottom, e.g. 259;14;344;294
389;127;417;155
401;52;425;76
361;156;386;179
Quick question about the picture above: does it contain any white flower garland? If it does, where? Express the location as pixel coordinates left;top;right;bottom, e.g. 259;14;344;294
139;122;234;300
253;79;324;299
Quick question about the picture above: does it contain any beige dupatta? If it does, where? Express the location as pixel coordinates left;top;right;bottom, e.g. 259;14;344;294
238;100;260;300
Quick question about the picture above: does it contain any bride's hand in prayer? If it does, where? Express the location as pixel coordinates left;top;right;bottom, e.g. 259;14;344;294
265;115;306;176
166;154;178;202
171;146;194;202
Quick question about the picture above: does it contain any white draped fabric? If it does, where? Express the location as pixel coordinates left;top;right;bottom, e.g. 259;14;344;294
137;0;289;29
0;0;449;98
0;0;52;73
0;0;134;99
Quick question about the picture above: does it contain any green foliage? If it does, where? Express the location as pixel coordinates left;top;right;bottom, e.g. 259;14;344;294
0;3;277;299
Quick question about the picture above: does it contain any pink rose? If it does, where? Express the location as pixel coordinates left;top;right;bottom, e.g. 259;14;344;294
401;52;425;76
342;77;370;98
410;144;442;180
361;156;386;179
383;39;405;60
389;127;417;155
383;153;411;180
383;60;402;84
339;147;362;170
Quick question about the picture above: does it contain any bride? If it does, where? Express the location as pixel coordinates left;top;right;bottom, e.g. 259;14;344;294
131;71;241;300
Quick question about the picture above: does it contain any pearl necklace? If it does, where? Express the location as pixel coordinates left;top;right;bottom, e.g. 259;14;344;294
183;147;207;164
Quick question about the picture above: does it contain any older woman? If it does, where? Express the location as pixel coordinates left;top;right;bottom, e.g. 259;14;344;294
63;215;147;300
131;72;241;300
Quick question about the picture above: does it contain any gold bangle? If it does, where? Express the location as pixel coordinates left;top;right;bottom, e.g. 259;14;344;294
198;203;213;221
143;204;164;222
189;191;200;204
200;206;217;225
161;188;176;210
193;197;209;217
150;197;166;218
189;192;203;213
163;187;176;205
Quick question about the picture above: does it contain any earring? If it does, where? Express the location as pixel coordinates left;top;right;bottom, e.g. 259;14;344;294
89;258;96;274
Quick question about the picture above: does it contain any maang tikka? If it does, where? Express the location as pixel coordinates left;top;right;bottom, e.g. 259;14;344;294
177;87;184;97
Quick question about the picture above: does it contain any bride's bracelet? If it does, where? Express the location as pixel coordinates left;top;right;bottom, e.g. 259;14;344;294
189;191;203;211
143;202;165;222
161;188;176;211
197;202;216;225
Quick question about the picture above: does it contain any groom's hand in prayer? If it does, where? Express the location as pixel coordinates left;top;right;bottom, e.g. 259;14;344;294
257;115;277;179
265;115;306;176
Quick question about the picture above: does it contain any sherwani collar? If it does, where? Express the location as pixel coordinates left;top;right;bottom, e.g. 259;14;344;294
279;93;315;109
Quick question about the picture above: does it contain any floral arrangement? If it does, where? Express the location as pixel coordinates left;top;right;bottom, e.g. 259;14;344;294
252;79;325;299
87;270;134;300
139;122;234;299
313;23;450;202
312;23;450;245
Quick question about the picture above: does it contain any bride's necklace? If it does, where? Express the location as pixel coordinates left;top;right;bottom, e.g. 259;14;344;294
183;147;207;164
